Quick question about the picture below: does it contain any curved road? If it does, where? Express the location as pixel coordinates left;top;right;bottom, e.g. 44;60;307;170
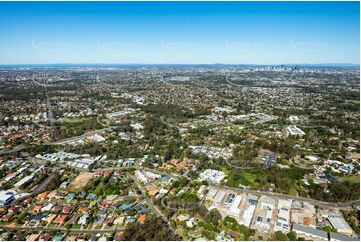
225;159;259;170
0;126;115;154
225;74;244;88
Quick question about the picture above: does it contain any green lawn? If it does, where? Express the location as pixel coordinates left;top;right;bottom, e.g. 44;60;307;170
72;224;81;229
243;172;256;183
220;166;230;175
231;125;245;133
339;175;360;184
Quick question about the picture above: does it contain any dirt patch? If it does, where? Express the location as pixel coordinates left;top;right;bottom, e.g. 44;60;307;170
68;172;94;191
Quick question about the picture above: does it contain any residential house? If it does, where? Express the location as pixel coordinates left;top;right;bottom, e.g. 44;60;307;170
36;192;48;201
54;215;67;224
137;214;146;223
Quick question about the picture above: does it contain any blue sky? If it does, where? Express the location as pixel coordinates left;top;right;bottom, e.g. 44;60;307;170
0;1;359;64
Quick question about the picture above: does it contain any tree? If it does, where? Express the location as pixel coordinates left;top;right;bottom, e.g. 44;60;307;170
287;231;297;241
206;209;222;225
323;226;337;233
123;216;180;240
272;231;288;241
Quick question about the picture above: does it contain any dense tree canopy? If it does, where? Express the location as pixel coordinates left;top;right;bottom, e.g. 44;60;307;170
123;216;180;241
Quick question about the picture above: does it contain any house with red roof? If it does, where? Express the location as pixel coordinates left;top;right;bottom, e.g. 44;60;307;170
54;215;67;224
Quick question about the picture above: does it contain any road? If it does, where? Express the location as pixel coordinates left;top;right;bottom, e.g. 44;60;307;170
289;159;314;170
126;173;171;227
44;82;54;129
0;145;25;155
0;126;115;154
52;158;359;209
54;163;181;180
46;127;113;145
160;116;181;131
0;225;124;234
25;154;359;210
138;167;181;179
210;184;360;209
95;75;114;90
225;159;258;170
225;74;243;88
43;79;57;141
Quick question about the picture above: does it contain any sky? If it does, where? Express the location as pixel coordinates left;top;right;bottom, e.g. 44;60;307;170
0;1;359;65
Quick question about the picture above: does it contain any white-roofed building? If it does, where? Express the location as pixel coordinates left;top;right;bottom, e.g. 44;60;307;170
197;185;207;199
328;213;354;235
274;199;292;233
252;196;275;233
14;175;34;188
0;190;15;208
41;203;53;212
205;188;218;200
143;171;162;180
135;170;148;184
199;169;226;183
286;125;305;137
227;195;243;218
213;191;226;205
289;115;299;123
241;204;256;227
78;215;89;225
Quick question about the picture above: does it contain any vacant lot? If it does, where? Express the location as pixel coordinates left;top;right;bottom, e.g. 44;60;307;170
32;172;59;195
68;172;94;191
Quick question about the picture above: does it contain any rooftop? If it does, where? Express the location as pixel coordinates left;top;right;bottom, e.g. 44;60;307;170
293;224;328;239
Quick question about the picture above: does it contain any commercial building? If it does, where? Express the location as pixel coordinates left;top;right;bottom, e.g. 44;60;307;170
329;232;359;241
292;224;328;241
0;190;15;208
252;196;276;233
328;214;354;235
286;125;305;137
135;170;148;184
213;191;226;205
224;193;236;207
227;195;243;218
205;188;218;200
143;171;162;180
274;199;292;233
240;204;256;227
199;169;226;183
